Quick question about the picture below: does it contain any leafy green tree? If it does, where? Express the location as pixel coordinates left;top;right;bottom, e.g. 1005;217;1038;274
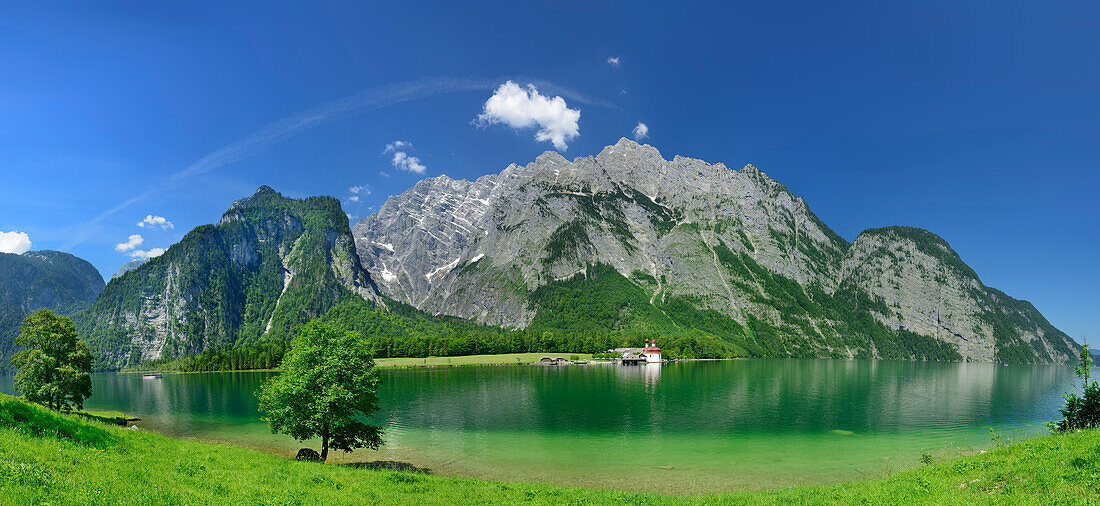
11;309;93;411
1053;344;1100;432
257;320;383;461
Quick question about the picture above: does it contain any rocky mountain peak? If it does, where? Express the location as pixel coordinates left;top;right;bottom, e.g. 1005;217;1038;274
228;185;283;211
111;258;150;280
350;140;1077;364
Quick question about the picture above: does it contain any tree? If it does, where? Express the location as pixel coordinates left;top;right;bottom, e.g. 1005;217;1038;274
1053;343;1100;432
11;309;93;411
257;320;383;461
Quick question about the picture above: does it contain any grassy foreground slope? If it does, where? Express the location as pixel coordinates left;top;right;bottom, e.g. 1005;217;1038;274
2;395;1099;505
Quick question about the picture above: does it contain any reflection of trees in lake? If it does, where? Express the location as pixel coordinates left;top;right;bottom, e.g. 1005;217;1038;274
81;371;275;434
7;360;1073;438
711;360;1072;433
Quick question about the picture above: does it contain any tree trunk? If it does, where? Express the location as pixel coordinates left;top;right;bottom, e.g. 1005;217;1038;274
320;425;329;462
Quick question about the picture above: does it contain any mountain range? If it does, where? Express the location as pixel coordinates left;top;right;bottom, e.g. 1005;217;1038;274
0;139;1081;369
351;138;1077;364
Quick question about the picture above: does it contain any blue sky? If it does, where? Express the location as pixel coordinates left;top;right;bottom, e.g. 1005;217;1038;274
1;1;1097;340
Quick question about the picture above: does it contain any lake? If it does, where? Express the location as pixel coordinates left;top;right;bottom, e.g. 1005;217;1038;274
0;359;1084;493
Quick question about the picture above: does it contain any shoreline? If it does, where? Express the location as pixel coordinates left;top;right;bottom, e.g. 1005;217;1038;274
121;352;598;374
115;355;1070;376
2;394;1097;503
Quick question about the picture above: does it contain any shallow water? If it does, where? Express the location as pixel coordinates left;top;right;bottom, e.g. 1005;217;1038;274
1;359;1084;493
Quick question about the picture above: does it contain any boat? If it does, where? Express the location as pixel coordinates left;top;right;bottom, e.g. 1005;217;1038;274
142;373;164;379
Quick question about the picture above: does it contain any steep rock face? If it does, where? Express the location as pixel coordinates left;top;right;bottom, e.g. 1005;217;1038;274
78;186;382;369
842;227;1078;363
111;258;149;280
0;250;105;373
354;138;845;327
353;139;1077;364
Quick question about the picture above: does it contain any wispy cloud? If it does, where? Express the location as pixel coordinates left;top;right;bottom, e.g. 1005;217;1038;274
520;77;619;110
383;141;411;154
137;214;174;230
62;77;615;250
0;231;31;254
632;122;649;140
607;56;620;67
348;184;371;203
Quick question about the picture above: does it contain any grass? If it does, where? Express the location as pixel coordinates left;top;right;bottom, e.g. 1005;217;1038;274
2;394;1100;504
123;353;595;374
374;352;592;368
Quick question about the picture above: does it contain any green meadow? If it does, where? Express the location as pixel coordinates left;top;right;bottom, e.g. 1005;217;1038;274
374;352;593;368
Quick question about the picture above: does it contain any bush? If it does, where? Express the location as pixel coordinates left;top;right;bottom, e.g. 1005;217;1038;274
1052;347;1100;432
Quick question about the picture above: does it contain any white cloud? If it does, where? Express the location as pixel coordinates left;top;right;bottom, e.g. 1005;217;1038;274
607;56;620;67
129;248;165;259
391;151;427;174
379;171;390;178
474;81;581;151
381;142;426;174
137;214;174;230
383;140;412;154
632;122;649;140
0;231;31;254
349;185;371;195
348;195;360;203
115;234;144;252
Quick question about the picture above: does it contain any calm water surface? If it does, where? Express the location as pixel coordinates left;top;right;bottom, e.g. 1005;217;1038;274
1;359;1083;493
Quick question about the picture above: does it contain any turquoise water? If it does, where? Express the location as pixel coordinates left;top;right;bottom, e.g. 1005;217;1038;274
1;359;1083;493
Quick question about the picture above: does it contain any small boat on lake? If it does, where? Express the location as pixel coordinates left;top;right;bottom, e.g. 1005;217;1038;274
142;373;164;379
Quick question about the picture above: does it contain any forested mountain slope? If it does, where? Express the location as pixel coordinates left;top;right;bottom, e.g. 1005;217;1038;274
0;251;105;373
76;186;384;370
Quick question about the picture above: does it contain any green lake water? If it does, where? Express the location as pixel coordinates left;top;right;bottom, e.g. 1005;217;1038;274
1;359;1084;493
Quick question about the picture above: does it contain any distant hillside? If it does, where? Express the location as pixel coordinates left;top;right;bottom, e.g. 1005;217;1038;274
0;250;105;373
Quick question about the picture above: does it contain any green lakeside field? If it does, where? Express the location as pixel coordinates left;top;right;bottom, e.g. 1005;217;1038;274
124;352;597;373
373;352;593;368
2;394;1099;504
